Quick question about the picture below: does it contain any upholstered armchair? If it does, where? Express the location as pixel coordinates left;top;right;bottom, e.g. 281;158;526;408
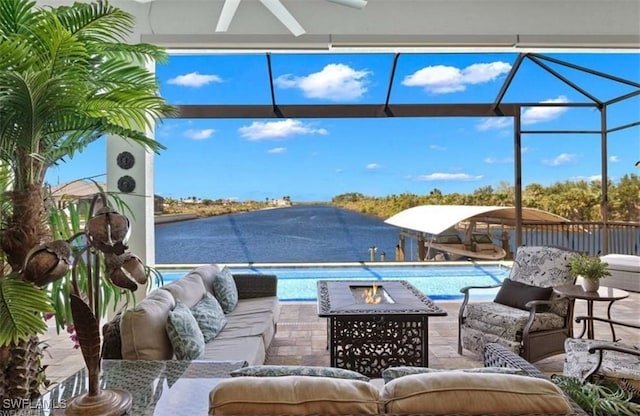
458;246;579;362
564;316;640;398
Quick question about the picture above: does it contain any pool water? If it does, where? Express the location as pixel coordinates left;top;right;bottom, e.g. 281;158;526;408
158;264;510;301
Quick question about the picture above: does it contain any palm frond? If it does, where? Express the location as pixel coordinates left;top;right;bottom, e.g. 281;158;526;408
54;0;134;44
92;41;169;65
0;36;36;72
85;93;175;132
0;275;54;347
92;58;165;92
0;0;38;38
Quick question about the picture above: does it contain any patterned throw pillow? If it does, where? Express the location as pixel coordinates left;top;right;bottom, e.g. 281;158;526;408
166;301;205;360
212;266;239;313
381;366;526;384
230;365;370;382
191;293;227;342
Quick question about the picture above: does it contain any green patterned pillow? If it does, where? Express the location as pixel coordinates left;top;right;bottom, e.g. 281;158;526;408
230;365;369;382
381;366;526;384
212;266;238;313
191;293;227;342
166;301;205;360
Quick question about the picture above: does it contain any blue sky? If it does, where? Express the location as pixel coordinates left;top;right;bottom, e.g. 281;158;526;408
46;52;640;202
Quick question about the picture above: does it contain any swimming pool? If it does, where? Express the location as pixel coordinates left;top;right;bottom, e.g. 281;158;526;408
157;263;511;301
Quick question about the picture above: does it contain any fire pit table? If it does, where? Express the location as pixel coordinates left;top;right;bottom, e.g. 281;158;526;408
317;280;447;378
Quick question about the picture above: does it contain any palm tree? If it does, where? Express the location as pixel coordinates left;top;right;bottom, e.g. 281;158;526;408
0;0;175;402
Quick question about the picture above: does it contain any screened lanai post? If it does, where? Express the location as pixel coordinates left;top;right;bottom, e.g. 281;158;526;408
514;110;523;248
600;105;609;254
493;53;525;111
383;53;400;116
494;54;525;245
266;53;283;117
527;55;601;105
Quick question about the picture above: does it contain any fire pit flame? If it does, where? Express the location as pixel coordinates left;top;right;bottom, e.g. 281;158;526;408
363;283;382;304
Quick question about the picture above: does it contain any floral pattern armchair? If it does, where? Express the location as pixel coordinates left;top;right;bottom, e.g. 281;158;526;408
564;316;640;399
458;246;578;362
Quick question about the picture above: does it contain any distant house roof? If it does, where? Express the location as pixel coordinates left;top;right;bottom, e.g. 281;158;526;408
50;181;106;199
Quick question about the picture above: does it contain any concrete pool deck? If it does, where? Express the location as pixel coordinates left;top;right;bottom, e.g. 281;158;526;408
41;289;639;388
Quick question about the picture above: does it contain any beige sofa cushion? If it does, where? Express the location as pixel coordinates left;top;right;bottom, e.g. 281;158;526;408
120;289;175;360
217;313;275;345
381;372;573;415
209;376;381;415
202;336;265;365
226;296;280;325
191;264;224;294
161;272;207;308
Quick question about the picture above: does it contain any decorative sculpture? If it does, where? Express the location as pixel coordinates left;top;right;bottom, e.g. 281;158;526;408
23;193;147;415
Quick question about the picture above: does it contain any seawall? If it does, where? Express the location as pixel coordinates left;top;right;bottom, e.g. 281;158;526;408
154;214;199;224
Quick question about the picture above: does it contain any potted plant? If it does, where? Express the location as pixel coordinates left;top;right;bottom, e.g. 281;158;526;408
552;374;640;416
570;254;611;292
0;0;175;405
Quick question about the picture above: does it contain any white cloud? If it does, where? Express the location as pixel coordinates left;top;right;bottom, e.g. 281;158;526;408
402;61;511;94
484;157;513;164
366;163;380;170
415;172;484;181
184;129;215;140
542;153;576;166
429;145;447;151
167;72;222;88
238;119;328;140
522;96;569;125
275;64;371;101
268;147;286;154
610;155;620;162
476;118;513;131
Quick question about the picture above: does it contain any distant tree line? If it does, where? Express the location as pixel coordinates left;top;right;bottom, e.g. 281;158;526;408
331;174;640;223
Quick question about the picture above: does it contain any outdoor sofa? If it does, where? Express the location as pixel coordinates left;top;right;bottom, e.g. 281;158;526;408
600;253;640;292
102;264;279;365
209;343;587;415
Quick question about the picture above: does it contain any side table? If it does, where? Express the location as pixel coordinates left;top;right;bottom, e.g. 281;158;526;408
553;285;629;340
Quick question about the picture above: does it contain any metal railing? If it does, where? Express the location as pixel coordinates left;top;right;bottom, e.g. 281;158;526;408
520;221;640;256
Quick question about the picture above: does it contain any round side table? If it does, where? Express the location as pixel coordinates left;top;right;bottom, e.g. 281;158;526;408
553;284;629;339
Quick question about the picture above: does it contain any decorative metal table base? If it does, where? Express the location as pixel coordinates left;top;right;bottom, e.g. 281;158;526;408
330;315;428;378
56;389;132;416
317;280;447;379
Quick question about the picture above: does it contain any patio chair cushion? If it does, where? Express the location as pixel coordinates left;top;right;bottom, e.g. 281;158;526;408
166;301;205;360
191;293;227;342
380;372;573;414
508;246;577;316
211;266;239;313
494;278;554;311
380;365;525;384
564;337;640;397
230;365;369;381
464;302;566;340
209;375;381;415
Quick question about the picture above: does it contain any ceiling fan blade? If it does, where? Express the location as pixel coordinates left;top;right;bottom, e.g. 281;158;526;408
216;0;242;32
326;0;368;9
259;0;306;37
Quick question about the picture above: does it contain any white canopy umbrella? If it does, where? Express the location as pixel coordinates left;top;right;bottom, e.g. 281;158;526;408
384;205;572;236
